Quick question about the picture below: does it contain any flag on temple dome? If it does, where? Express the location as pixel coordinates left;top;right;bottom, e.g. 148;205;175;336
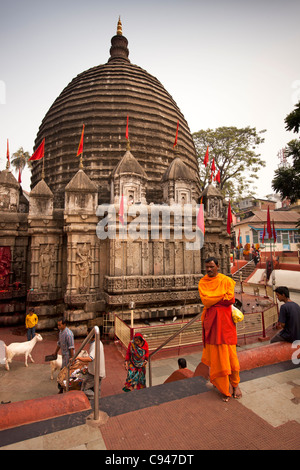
18;168;22;184
76;124;85;156
173;120;179;148
29;138;45;161
267;206;272;239
197;197;205;234
215;169;221;184
204;146;209;167
211;158;216;173
272;220;277;242
227;200;232;235
6;139;9;163
119;194;124;226
126;115;129;140
262;224;266;243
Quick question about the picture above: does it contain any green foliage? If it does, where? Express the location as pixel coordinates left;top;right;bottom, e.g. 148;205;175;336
192;126;266;201
11;147;31;174
285;100;300;133
272;101;300;204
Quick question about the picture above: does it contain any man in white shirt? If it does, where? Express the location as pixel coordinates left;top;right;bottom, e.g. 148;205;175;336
78;334;106;398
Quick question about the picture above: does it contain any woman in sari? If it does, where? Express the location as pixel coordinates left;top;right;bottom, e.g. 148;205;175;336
123;333;149;392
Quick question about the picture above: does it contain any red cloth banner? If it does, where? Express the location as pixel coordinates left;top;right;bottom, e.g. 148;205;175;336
29;138;45;161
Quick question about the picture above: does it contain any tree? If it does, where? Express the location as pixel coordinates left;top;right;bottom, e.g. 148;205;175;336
193;126;266;201
285;100;300;133
272;101;300;203
11;147;31;175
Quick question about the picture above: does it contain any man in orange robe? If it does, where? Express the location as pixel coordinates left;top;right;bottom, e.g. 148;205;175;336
198;256;242;401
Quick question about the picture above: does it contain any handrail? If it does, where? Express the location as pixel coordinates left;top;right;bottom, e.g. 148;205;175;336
233;259;255;277
148;309;203;387
66;326;100;421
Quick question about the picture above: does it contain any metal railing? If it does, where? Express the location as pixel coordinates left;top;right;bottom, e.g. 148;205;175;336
147;311;203;387
66;326;100;421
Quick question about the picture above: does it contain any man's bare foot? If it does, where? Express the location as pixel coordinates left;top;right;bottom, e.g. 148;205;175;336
232;386;242;399
222;383;233;401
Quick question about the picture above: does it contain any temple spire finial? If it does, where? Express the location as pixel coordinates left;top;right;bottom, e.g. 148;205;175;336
117;16;123;36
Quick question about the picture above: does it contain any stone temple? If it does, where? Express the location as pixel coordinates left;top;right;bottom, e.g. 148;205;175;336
0;21;231;336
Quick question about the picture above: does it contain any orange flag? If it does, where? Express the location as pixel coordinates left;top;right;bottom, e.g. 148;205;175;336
173;120;179;148
125;115;129;140
272;220;277;242
29;138;45;161
267;206;272;239
77;124;85;156
204;146;209;167
227;200;233;235
197;197;205;234
6;139;10;163
211;158;216;173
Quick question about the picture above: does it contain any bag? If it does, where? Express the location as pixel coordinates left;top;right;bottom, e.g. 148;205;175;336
231;305;244;323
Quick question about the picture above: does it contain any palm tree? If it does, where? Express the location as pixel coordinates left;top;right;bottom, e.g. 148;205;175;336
11;147;31;176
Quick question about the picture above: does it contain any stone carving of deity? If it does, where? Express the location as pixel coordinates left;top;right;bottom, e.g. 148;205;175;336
76;243;92;290
39;244;55;287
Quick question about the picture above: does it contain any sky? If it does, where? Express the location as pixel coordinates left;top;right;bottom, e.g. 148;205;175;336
0;0;299;198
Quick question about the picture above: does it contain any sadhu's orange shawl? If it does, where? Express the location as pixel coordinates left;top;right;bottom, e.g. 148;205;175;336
198;273;235;319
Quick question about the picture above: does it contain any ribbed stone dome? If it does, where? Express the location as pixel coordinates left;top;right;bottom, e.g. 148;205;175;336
31;22;200;207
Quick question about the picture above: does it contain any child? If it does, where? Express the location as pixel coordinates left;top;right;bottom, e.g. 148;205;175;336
25;308;38;340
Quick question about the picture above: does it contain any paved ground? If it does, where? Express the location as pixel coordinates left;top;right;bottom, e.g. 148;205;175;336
1;325;300;451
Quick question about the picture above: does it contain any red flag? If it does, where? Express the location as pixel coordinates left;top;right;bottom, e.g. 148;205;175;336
197;197;205;234
272;220;276;242
267;206;272;239
77;124;85;156
211;158;216;173
18;168;22;184
125;115;129;140
262;224;266;243
227;201;232;235
29;138;45;161
215;169;221;184
173;120;179;148
119;194;124;226
6;139;9;163
204;146;209;167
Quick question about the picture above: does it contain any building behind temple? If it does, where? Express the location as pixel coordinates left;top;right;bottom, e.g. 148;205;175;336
0;21;231;336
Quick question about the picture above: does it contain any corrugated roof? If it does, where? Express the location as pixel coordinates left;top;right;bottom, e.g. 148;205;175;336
235;209;299;227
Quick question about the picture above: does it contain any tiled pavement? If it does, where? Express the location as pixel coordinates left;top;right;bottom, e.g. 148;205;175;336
1;327;300;451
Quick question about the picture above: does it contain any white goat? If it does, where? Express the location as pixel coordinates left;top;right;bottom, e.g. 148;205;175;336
5;334;43;371
50;349;89;380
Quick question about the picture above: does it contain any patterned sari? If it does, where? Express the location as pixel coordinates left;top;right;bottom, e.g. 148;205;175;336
123;333;149;392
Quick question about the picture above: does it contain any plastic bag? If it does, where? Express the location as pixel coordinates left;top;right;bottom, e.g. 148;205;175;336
231;305;244;323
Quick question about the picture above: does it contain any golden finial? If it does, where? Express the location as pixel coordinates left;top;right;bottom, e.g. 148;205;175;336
79;155;83;169
117;16;122;36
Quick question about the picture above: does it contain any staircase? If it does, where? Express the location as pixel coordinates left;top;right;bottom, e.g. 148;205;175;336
233;260;256;282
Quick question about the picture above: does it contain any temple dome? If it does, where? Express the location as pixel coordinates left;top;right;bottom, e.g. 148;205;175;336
31;21;200;207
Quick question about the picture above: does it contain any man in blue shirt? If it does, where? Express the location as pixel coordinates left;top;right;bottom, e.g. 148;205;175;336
53;318;75;393
271;286;300;343
54;318;75;367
